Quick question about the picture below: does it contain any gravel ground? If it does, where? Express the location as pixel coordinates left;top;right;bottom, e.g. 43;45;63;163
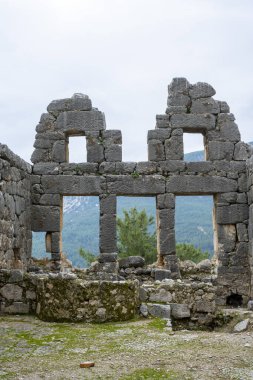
0;315;253;380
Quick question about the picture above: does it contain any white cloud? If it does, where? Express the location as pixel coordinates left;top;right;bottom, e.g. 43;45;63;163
0;0;253;161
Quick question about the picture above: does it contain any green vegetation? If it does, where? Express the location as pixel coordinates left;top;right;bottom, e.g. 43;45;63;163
79;247;96;266
117;207;157;264
176;243;209;263
119;368;179;380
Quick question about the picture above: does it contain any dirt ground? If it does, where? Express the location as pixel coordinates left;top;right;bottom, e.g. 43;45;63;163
0;315;253;380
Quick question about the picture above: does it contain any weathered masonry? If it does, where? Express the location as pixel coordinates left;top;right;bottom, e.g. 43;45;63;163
1;78;253;310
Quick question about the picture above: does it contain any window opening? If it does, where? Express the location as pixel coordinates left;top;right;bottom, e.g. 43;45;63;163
32;232;50;263
117;196;157;264
62;196;99;268
68;135;87;163
183;133;205;161
175;195;214;261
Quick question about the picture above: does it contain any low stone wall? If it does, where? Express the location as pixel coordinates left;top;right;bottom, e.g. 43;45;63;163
36;276;139;322
0;269;139;322
0;145;32;270
140;279;217;327
0;269;36;314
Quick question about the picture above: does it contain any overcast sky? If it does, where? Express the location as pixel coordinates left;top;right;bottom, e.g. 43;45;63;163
1;0;253;163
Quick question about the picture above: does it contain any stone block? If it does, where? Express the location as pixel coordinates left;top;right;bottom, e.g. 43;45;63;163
51;232;62;253
115;162;136;174
36;113;55;132
237;193;247;204
4;302;29;314
233;318;249;333
119;256;145;269
52;140;66;163
154;269;171;281
33;163;59;175
156;114;170;128
159;160;185;175
41;175;105;195
158;231;175;255
102;130;122;145
166;175;237;194
216;204;249;224
136;162;157;174
217;224;236;252
47;94;92;116
100;194;116;215
39;194;61;206
167;94;190;107
100;214;117;253
165;134;184;160
218;101;230;113
166;106;187;114
207;141;234;161
107;175;165;195
157;209;175;230
215;161;246;174
31;205;61;232
171;303;190;319
147;129;171;142
105;145;122;162
196;259;212;272
238;173;247;192
147;303;171;319
170;113;215;132
0;284;23;301
55;110;105;133
156;194;175;209
98;253;117;263
230;242;249;266
87;142;104;163
234;142;253;161
96;261;119;273
33;138;54;149
195;300;216;313
9;270;24;283
168;77;190;95
148;140;165;161
191;97;219;114
163;255;180;278
140;303;148;317
35;131;65;141
236;223;248;242
189;82;216;99
217;114;241;142
149;287;172;303
60;162;98;175
186;161;213;173
31;149;49;164
216;192;237;204
15;196;26;216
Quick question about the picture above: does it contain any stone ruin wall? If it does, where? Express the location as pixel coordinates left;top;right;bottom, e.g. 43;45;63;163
0;144;32;270
0;77;253;314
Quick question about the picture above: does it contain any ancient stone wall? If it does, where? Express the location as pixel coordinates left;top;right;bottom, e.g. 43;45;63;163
29;78;253;305
0;144;32;270
0;77;252;310
247;156;253;298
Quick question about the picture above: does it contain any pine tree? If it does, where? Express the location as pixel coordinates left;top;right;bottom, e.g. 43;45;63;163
117;207;157;264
